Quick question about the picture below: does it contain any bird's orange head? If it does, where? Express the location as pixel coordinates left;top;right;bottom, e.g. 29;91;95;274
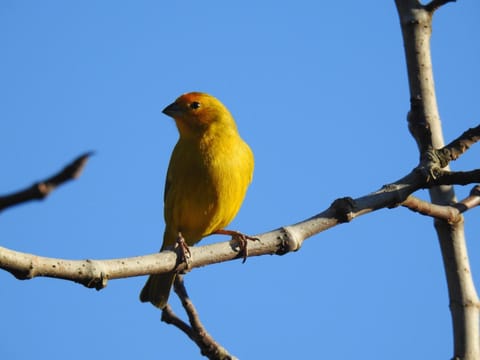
162;92;238;138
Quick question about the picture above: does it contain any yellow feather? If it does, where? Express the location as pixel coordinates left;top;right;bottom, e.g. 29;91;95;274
140;92;254;308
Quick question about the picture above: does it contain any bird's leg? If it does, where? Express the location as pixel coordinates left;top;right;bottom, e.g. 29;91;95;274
213;229;259;263
174;232;192;270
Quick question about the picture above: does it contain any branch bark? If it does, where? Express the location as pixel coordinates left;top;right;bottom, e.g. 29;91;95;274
395;1;480;359
0;127;477;288
0;152;93;212
0;3;478;359
161;275;237;360
401;185;480;223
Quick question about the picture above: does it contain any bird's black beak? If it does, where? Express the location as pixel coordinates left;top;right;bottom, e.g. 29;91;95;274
162;102;182;117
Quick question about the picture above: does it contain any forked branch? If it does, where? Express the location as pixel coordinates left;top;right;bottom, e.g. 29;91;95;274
395;0;480;359
161;275;237;360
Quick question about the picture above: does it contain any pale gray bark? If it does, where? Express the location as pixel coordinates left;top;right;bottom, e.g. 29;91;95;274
395;1;480;359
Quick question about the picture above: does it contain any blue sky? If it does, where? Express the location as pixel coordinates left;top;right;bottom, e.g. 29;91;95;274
1;1;479;359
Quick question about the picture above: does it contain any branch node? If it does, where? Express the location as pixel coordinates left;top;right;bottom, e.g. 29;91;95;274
84;259;108;290
449;299;480;310
415;148;446;184
331;197;355;223
36;182;52;199
10;260;36;280
380;183;409;208
276;226;301;255
407;99;432;152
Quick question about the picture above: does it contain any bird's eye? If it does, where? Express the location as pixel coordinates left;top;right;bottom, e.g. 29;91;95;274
189;101;201;110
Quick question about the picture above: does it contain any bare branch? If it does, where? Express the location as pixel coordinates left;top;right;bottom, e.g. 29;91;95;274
0;133;478;287
432;170;480;186
0;182;407;286
395;1;480;359
0;152;93;212
438;125;480;163
402;195;462;223
424;0;456;13
402;186;480;222
161;305;195;340
465;185;480;208
415;125;480;182
161;275;237;360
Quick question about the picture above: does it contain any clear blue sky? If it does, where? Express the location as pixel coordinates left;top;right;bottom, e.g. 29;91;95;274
1;1;479;359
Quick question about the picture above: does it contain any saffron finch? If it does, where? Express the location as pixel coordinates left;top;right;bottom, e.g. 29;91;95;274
140;92;254;309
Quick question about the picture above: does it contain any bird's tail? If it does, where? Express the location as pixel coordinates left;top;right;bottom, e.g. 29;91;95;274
139;272;176;309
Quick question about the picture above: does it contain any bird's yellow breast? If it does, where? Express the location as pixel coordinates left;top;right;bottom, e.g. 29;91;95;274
162;129;254;248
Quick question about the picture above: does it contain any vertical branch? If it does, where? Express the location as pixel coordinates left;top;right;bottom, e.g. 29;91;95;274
395;1;480;359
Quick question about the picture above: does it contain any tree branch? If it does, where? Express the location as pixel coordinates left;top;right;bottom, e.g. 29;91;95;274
432;170;480;186
395;1;479;359
439;125;480;163
0;152;93;212
413;124;480;183
0;127;477;288
161;275;237;360
402;185;480;222
424;0;456;13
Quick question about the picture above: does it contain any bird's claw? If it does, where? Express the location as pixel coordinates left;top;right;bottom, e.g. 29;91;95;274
212;229;259;263
175;232;192;270
234;233;259;263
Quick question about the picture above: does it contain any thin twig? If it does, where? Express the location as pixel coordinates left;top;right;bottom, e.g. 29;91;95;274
438;125;480;164
0;152;93;212
432;170;480;186
401;186;480;223
424;0;456;13
465;185;480;207
402;195;461;223
161;305;195;339
161;275;237;360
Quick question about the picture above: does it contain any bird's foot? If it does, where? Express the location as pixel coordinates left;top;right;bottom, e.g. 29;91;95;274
175;232;192;270
213;229;259;263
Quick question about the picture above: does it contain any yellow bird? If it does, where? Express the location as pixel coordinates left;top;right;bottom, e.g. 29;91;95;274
140;92;254;309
